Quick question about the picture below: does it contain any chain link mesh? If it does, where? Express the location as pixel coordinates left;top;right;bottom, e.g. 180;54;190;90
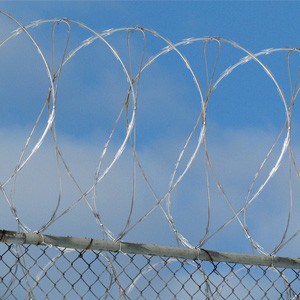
1;241;299;299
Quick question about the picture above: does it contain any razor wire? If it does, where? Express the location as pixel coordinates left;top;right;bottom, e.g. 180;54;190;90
0;11;300;257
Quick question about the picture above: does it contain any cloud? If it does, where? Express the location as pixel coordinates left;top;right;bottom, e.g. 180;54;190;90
0;121;299;257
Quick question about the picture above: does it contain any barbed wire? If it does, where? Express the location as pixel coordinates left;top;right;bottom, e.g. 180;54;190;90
0;11;299;257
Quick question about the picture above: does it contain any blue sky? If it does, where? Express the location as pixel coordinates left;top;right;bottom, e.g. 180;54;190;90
0;1;300;258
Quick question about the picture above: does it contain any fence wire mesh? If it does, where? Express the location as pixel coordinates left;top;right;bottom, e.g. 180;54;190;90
1;230;300;299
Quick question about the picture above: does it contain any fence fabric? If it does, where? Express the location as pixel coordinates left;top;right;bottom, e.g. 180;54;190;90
0;230;300;299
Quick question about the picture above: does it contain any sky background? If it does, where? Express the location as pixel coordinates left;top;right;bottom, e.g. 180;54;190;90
0;1;300;258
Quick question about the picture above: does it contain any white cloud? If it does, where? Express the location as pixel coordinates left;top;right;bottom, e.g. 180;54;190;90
0;122;299;258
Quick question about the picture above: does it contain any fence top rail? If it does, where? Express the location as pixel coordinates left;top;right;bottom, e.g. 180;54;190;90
1;229;300;269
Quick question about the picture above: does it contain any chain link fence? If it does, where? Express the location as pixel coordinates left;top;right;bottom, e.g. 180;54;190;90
0;230;300;299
